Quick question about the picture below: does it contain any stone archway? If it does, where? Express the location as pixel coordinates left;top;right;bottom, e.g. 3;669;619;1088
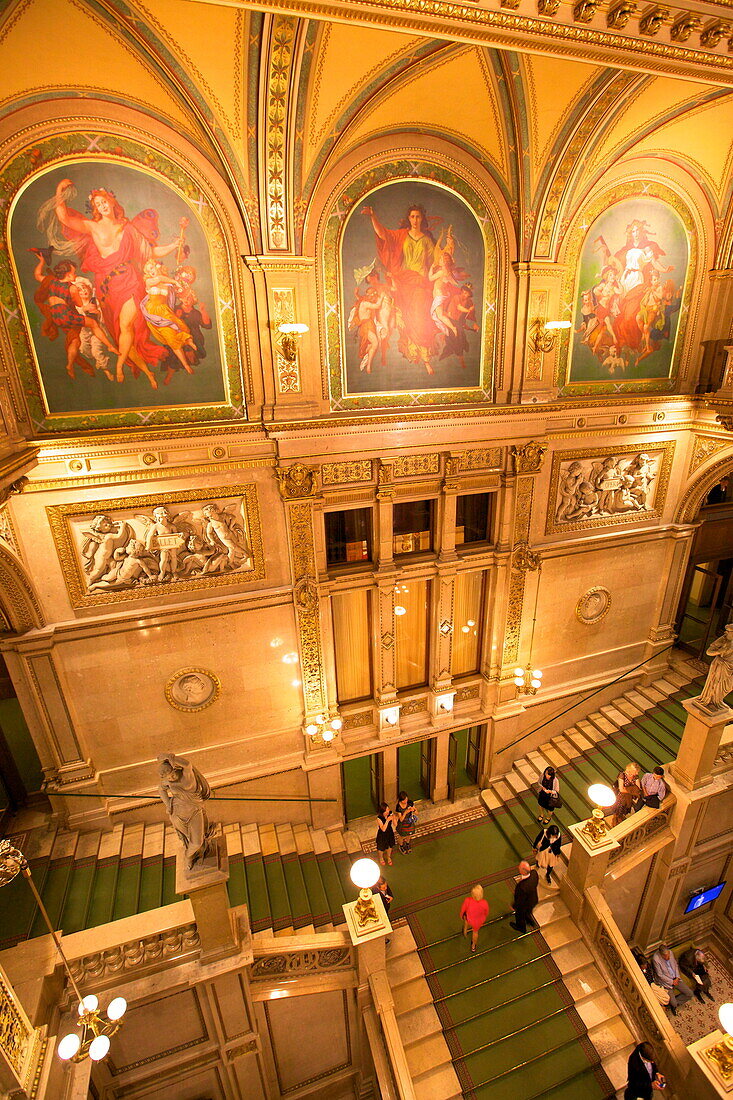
674;449;733;524
0;545;44;634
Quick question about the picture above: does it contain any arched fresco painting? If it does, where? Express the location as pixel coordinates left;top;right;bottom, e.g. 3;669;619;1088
4;145;245;433
568;197;689;388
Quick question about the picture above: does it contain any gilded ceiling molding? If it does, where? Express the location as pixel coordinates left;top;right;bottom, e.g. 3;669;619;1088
25;459;274;494
234;0;733;83
675;451;733;522
261;14;299;250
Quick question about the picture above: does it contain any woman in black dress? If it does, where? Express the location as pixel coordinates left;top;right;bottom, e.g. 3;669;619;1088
537;766;560;826
394;790;416;854
532;823;562;884
376;802;395;866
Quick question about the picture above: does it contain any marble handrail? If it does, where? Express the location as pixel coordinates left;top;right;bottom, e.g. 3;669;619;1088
368;969;417;1100
606;796;676;866
582;885;692;1096
363;1003;400;1100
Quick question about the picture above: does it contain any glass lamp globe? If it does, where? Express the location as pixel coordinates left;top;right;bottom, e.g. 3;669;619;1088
719;1003;733;1037
57;1032;81;1060
330;717;343;730
350;858;380;891
322;729;334;742
107;996;127;1021
89;1034;111;1061
78;994;98;1015
588;783;616;808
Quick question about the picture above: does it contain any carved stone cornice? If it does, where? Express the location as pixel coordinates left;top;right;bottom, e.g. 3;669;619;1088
229;0;733;86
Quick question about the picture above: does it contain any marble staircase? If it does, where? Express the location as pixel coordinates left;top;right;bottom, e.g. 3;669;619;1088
387;891;632;1099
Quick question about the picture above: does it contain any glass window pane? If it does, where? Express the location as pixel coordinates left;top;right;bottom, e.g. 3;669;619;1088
325;508;372;567
395;580;429;689
452;572;483;676
393;500;434;556
332;589;372;702
456;494;492;546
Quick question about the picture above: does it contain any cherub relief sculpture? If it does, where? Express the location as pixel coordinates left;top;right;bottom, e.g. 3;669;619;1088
77;498;251;595
158;753;216;871
553;452;659;525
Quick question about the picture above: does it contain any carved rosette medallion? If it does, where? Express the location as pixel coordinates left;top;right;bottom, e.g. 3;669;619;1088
575;586;612;625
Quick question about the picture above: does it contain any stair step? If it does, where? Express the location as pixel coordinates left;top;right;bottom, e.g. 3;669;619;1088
410;1061;462;1100
225;824;243;856
50;831;78;860
393;976;434;1016
258;823;279;857
624;689;655;712
388;951;425;988
600;704;631;728
603;1046;636;1092
292;823;315;854
589;712;618;736
516;758;541;783
637;684;666;704
98;826;124;860
615;697;643;720
327;829;347;854
310;829;330;854
275;823;297;855
493;778;516;803
588;1014;636;1058
552;937;593;975
480;787;502;812
343;830;363;854
576;720;605;743
386;923;418;961
393;1001;442;1045
533;896;570;927
281;855;312;930
241;824;261;856
564;962;607;1005
564;727;594;753
576;989;622;1030
300;854;331;928
405;1031;453;1077
539;744;566;768
554;734;579;762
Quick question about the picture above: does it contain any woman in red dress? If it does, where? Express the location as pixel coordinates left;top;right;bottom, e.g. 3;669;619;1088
460;883;489;953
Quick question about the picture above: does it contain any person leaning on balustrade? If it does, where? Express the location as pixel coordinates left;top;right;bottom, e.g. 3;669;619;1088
640;766;667;809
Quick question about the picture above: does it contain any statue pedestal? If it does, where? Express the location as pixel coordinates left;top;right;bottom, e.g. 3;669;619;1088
176;830;236;961
670;698;733;791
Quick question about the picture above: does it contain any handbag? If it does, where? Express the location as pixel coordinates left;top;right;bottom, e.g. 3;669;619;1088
551;792;563;809
404;810;418;827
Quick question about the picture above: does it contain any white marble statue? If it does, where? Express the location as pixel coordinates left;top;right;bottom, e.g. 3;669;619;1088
158;753;215;871
697;623;733;711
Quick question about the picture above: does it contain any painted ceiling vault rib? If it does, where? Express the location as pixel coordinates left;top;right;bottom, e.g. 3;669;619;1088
80;0;256;245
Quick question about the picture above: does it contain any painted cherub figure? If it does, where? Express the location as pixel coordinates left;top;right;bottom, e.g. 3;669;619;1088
602;344;626;376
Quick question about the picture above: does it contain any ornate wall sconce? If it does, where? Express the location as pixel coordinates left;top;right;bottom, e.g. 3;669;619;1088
437;693;455;714
529;318;571;354
381;706;400;726
276;322;309;362
305;712;342;744
513;666;543;695
579;783;616;845
349;858;385;935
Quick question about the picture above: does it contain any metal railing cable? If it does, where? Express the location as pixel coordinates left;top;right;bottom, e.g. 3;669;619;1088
498;642;675;756
40;789;337;803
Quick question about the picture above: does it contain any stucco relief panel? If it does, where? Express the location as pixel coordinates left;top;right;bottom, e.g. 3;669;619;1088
47;484;264;608
545;441;675;536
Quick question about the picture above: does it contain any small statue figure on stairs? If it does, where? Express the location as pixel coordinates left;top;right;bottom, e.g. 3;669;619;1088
158;752;216;871
696;623;733;712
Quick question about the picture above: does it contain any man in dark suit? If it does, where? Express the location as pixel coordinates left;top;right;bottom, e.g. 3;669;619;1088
509;860;539;933
625;1041;665;1098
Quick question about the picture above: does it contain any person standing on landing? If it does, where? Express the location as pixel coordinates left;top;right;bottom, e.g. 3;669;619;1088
510;861;539;933
460;884;489;953
394;790;417;854
375;802;395;866
537;766;560;826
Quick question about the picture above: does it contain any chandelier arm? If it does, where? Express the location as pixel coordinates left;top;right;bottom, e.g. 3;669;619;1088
21;864;85;1006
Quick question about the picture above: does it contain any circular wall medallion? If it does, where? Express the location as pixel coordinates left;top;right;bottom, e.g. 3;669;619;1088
165;667;221;712
575;586;612;625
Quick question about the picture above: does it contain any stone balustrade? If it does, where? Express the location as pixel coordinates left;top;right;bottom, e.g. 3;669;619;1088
606;797;675;866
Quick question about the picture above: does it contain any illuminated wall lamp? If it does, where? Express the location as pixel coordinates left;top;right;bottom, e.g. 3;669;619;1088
513;666;543;695
580;783;616;846
277;322;309;362
306;713;342;743
381;707;399;726
437;694;454;714
530;318;571;354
